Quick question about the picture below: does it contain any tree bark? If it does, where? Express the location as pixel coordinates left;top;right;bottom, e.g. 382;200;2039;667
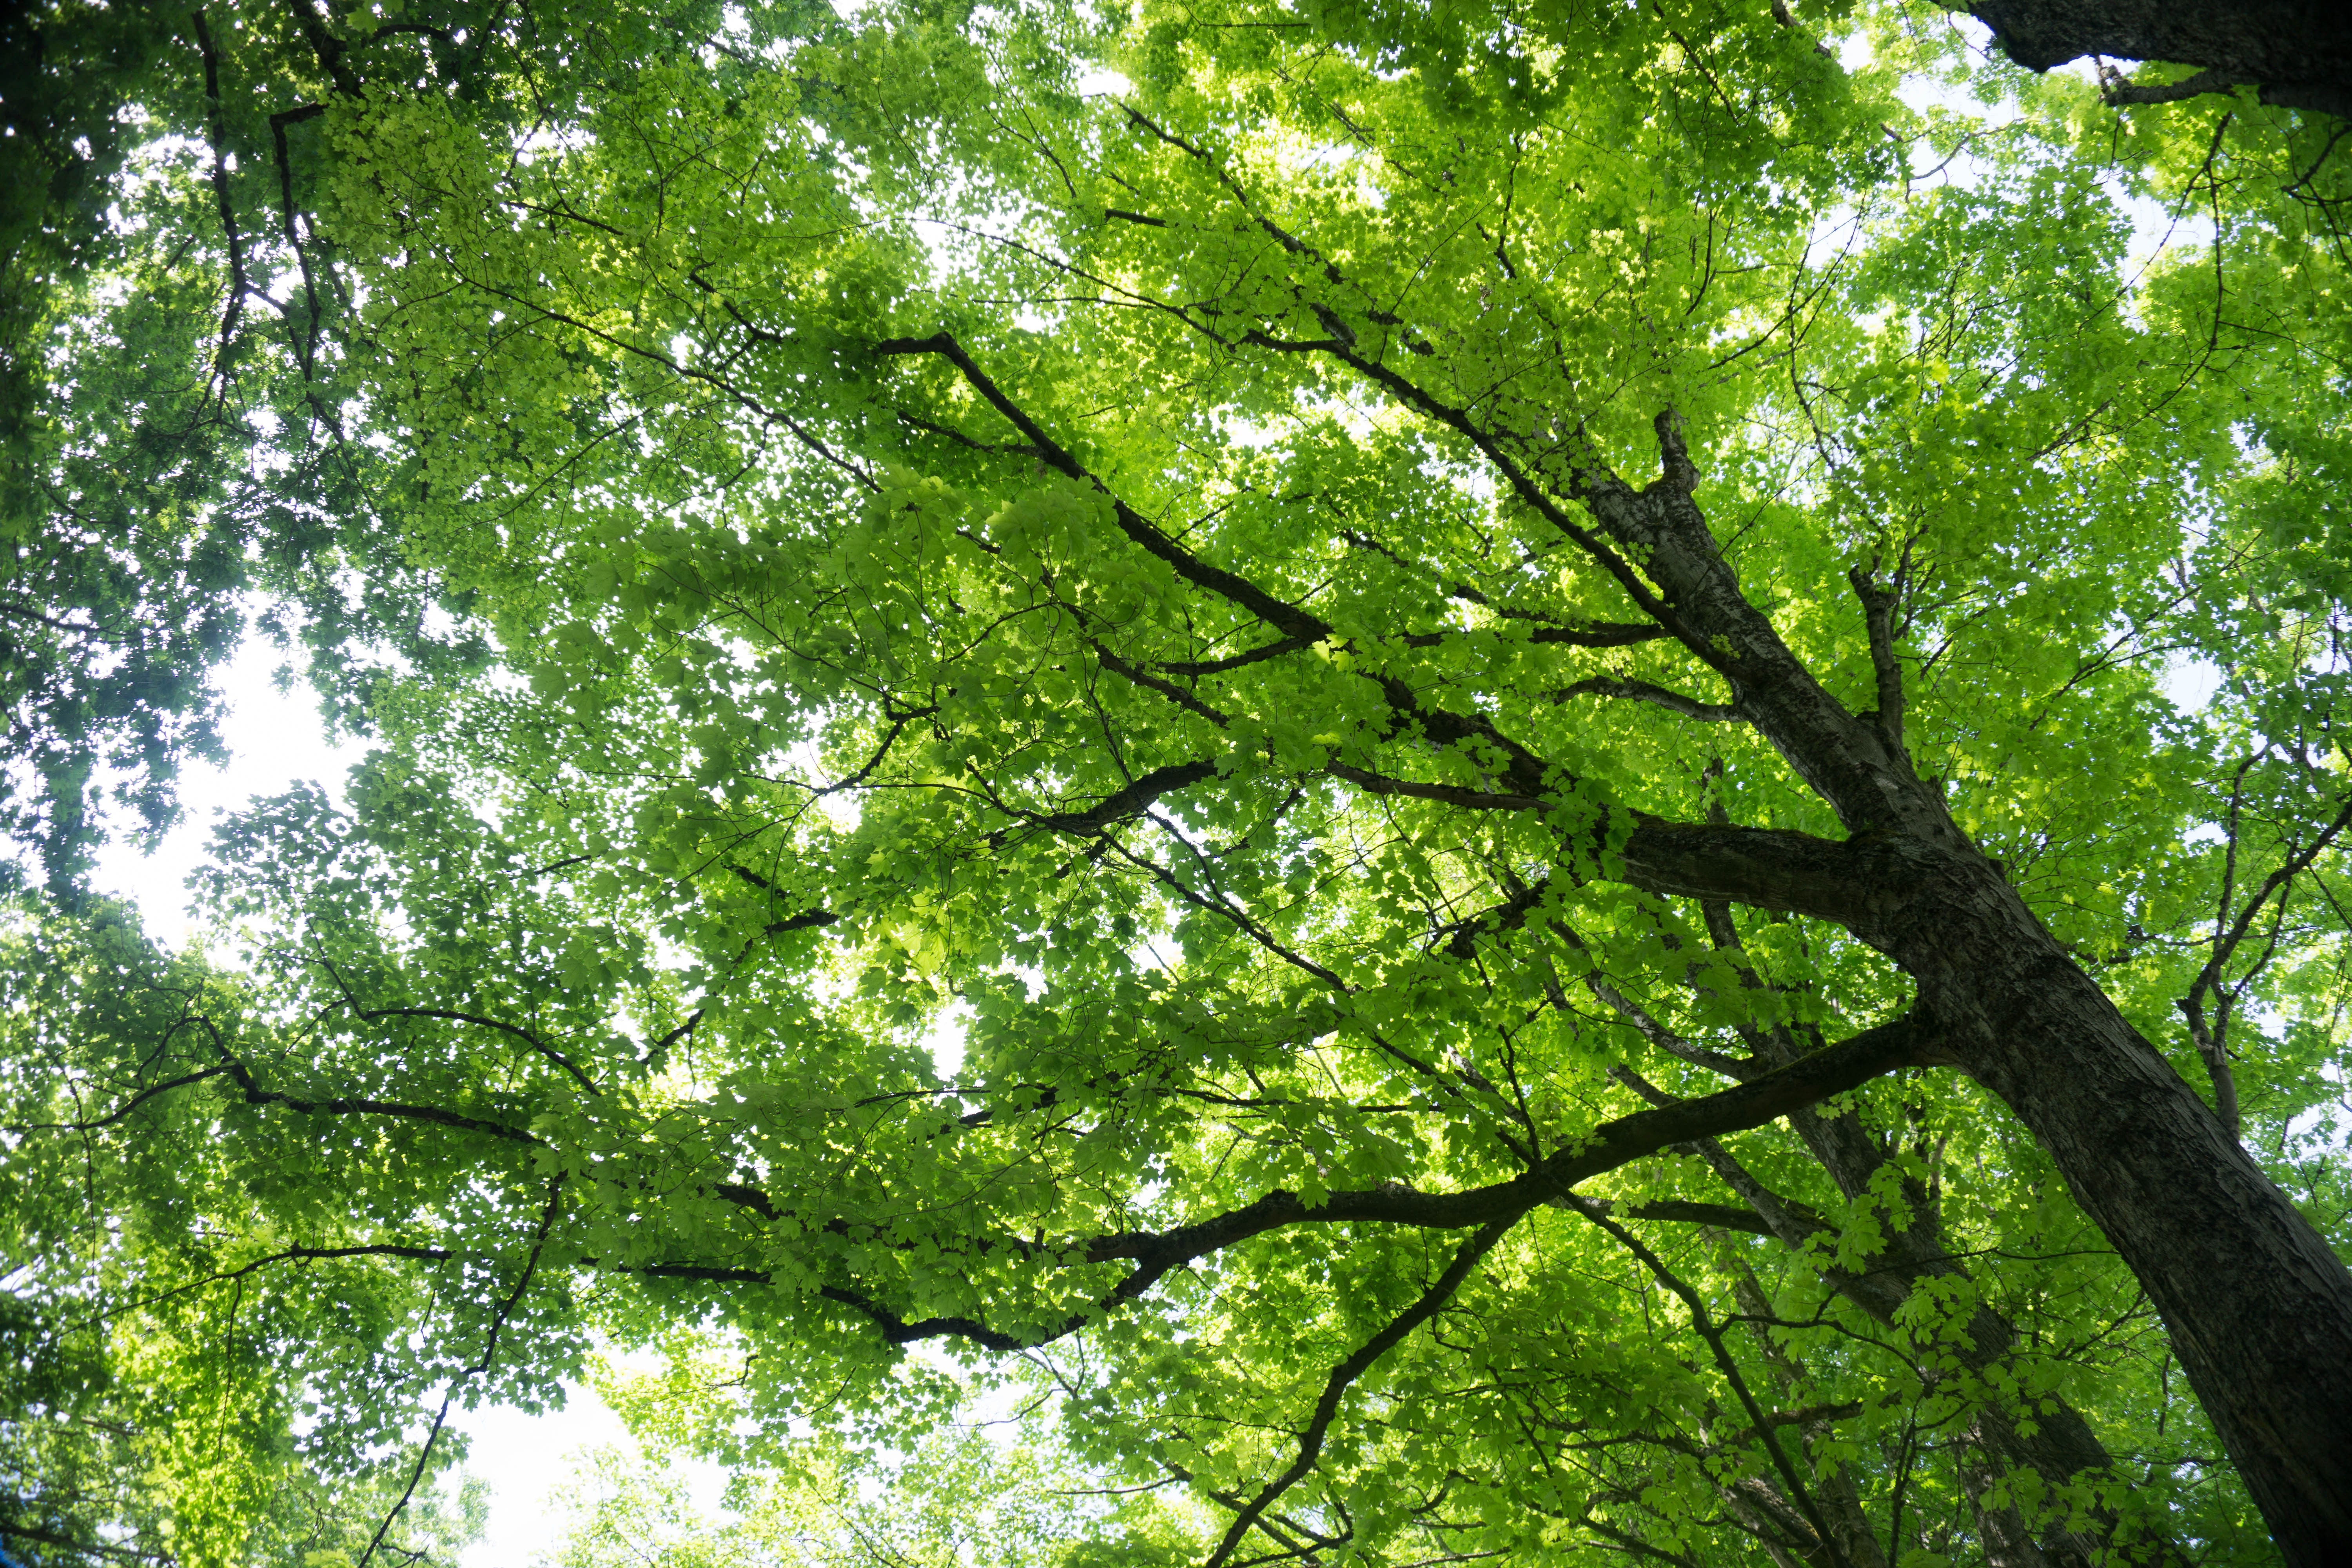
1960;1425;2064;1568
1699;1105;2146;1566
1849;835;2352;1567
1276;317;2352;1553
1960;0;2352;117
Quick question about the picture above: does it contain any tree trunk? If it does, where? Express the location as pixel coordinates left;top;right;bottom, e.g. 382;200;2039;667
1859;840;2352;1567
1435;399;2352;1560
1577;428;2352;1559
1960;1424;2063;1568
1706;1092;2153;1565
1960;0;2352;116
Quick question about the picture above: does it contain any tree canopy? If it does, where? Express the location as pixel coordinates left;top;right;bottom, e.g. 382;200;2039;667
4;0;2351;1566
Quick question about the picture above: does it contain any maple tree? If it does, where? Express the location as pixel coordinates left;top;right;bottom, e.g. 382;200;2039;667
5;0;2351;1564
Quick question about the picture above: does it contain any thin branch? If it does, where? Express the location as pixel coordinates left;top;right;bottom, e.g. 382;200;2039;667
871;332;1330;642
6;1067;228;1134
2181;778;2352;1136
190;10;249;397
345;1003;600;1094
356;1181;562;1568
1205;1218;1515;1568
1554;677;1743;723
202;1016;540;1144
269;104;329;383
1576;1205;1846;1568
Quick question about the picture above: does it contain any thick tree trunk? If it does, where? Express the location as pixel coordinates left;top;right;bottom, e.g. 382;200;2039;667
1960;0;2352;116
1543;432;2352;1560
1860;840;2352;1567
1439;401;2352;1560
1960;1426;2065;1568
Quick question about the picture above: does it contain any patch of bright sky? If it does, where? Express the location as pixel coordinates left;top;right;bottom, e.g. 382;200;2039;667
450;1357;731;1568
1871;14;2197;286
89;635;364;951
2161;653;2227;713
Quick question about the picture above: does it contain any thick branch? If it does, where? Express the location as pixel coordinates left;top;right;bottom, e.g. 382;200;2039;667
1966;0;2352;120
668;1019;1938;1357
2104;64;2241;104
283;0;365;94
208;1027;540;1145
1085;1013;1933;1274
1325;761;1543;813
1155;635;1317;675
1614;815;1886;924
1847;561;1907;753
1035;760;1222;833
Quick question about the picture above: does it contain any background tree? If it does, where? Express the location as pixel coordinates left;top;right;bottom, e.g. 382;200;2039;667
1958;0;2352;116
6;0;2352;1564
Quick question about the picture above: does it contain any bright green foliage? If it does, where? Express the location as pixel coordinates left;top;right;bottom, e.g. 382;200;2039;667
0;0;718;884
5;0;2351;1563
0;904;491;1567
544;1420;1201;1568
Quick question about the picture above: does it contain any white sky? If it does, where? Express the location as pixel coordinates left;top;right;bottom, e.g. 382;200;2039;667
450;1381;734;1568
88;637;360;950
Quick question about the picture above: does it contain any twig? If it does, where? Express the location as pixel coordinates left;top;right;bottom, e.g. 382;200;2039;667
190;11;249;400
355;1180;563;1568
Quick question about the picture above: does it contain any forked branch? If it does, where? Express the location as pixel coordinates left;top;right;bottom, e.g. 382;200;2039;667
2181;770;2352;1137
1847;557;1908;752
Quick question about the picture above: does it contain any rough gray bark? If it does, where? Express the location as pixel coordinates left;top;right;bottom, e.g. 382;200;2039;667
1606;907;2163;1564
1959;0;2352;116
1723;1257;1894;1568
1959;1428;2064;1568
1856;836;2352;1567
1281;343;2352;1555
